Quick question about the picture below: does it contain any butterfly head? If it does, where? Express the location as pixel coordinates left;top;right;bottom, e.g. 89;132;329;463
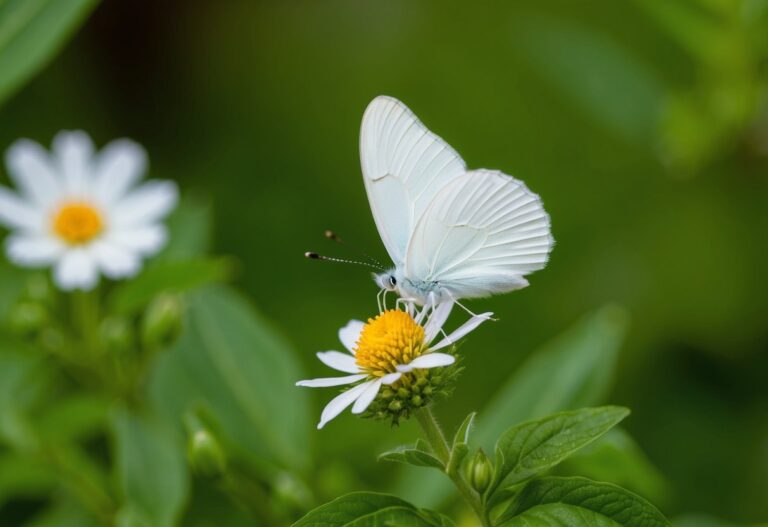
374;270;398;292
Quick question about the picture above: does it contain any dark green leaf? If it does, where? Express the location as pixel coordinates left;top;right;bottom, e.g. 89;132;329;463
148;285;310;471
490;406;629;495
0;0;99;106
379;445;444;470
498;477;670;527
292;492;451;527
112;407;189;527
36;394;110;444
109;258;232;314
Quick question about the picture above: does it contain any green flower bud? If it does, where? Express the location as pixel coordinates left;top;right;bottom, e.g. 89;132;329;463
467;449;493;493
100;317;134;354
7;300;47;335
141;293;183;349
188;428;226;477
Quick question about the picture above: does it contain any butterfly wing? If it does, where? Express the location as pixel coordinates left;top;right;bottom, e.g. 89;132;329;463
360;96;467;266
405;169;553;298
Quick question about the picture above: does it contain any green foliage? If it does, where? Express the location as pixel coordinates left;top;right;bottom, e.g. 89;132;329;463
149;285;311;472
0;0;98;106
489;406;629;496
497;477;670;527
293;492;453;527
111;407;189;527
378;440;444;470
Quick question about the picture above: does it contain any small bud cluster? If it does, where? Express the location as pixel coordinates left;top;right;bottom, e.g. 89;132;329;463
363;354;462;426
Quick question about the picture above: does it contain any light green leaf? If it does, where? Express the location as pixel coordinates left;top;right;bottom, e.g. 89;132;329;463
111;407;189;527
292;492;451;527
158;197;213;260
0;0;99;106
379;445;444;470
0;453;56;507
452;412;476;449
148;285;310;471
109;258;232;314
395;306;628;507
490;406;629;495
25;500;101;527
498;477;670;527
556;428;669;505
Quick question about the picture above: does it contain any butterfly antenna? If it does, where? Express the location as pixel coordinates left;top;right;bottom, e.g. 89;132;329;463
324;230;385;269
304;252;382;271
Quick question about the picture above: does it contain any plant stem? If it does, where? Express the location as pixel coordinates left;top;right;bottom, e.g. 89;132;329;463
415;407;490;527
72;289;100;357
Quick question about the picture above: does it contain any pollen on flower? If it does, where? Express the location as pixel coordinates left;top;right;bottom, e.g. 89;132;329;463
52;202;103;244
354;310;425;376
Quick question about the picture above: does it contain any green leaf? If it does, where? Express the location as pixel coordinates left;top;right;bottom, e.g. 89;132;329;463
452;412;476;449
292;492;452;527
159;197;213;260
109;258;232;314
36;394;110;444
394;306;628;507
673;514;767;527
498;477;670;527
111;407;189;527
0;453;56;507
26;500;101;527
0;0;99;106
148;285;310;471
556;428;669;506
379;445;444;470
490;406;629;495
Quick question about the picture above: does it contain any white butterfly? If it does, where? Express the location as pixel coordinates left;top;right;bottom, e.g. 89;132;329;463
361;96;554;308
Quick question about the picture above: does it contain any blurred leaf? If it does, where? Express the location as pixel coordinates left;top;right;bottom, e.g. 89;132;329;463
489;406;629;497
293;492;453;527
673;513;768;527
0;0;99;107
159;197;214;260
497;476;670;526
0;452;56;507
112;407;189;527
557;427;669;506
25;500;101;527
395;306;628;507
0;342;44;449
109;258;232;315
36;394;110;444
512;15;663;146
0;258;27;318
149;285;310;472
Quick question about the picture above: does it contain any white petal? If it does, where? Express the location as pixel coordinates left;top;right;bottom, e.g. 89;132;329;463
423;300;454;344
107;225;167;256
397;353;455;372
53;248;99;291
0;187;44;232
338;319;364;353
351;378;383;414
94;139;147;205
5;235;63;267
90;240;141;279
317;381;371;429
112;180;178;227
5;140;59;206
295;374;366;388
431;312;494;352
381;372;402;384
53;131;94;196
316;351;359;374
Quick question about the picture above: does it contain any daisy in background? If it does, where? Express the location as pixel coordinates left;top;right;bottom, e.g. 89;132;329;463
0;131;177;291
297;302;492;429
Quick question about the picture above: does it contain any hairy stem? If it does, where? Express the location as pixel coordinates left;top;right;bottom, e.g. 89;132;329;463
415;407;490;527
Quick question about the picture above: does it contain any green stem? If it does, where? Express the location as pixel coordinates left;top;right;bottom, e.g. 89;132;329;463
72;290;101;357
415;407;490;527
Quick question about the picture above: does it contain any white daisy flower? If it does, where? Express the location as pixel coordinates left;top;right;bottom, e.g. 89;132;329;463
0;131;178;291
297;302;492;429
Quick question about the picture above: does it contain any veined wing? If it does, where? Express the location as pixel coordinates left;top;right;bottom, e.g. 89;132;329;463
405;169;553;297
360;96;467;266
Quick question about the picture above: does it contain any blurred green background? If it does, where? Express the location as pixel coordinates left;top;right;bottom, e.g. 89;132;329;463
0;0;767;525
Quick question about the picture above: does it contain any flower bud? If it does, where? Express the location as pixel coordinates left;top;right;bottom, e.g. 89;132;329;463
467;449;493;493
141;293;183;349
188;428;226;477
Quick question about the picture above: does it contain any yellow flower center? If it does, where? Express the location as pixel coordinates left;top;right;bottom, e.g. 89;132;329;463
52;202;103;244
354;310;426;376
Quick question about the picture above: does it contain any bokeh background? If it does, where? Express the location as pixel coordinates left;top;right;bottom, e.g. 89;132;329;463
1;0;767;525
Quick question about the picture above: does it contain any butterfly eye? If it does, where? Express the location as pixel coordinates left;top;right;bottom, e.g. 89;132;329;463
389;276;397;287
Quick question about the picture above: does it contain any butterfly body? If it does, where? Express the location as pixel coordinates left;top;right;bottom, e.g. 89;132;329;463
361;96;553;307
